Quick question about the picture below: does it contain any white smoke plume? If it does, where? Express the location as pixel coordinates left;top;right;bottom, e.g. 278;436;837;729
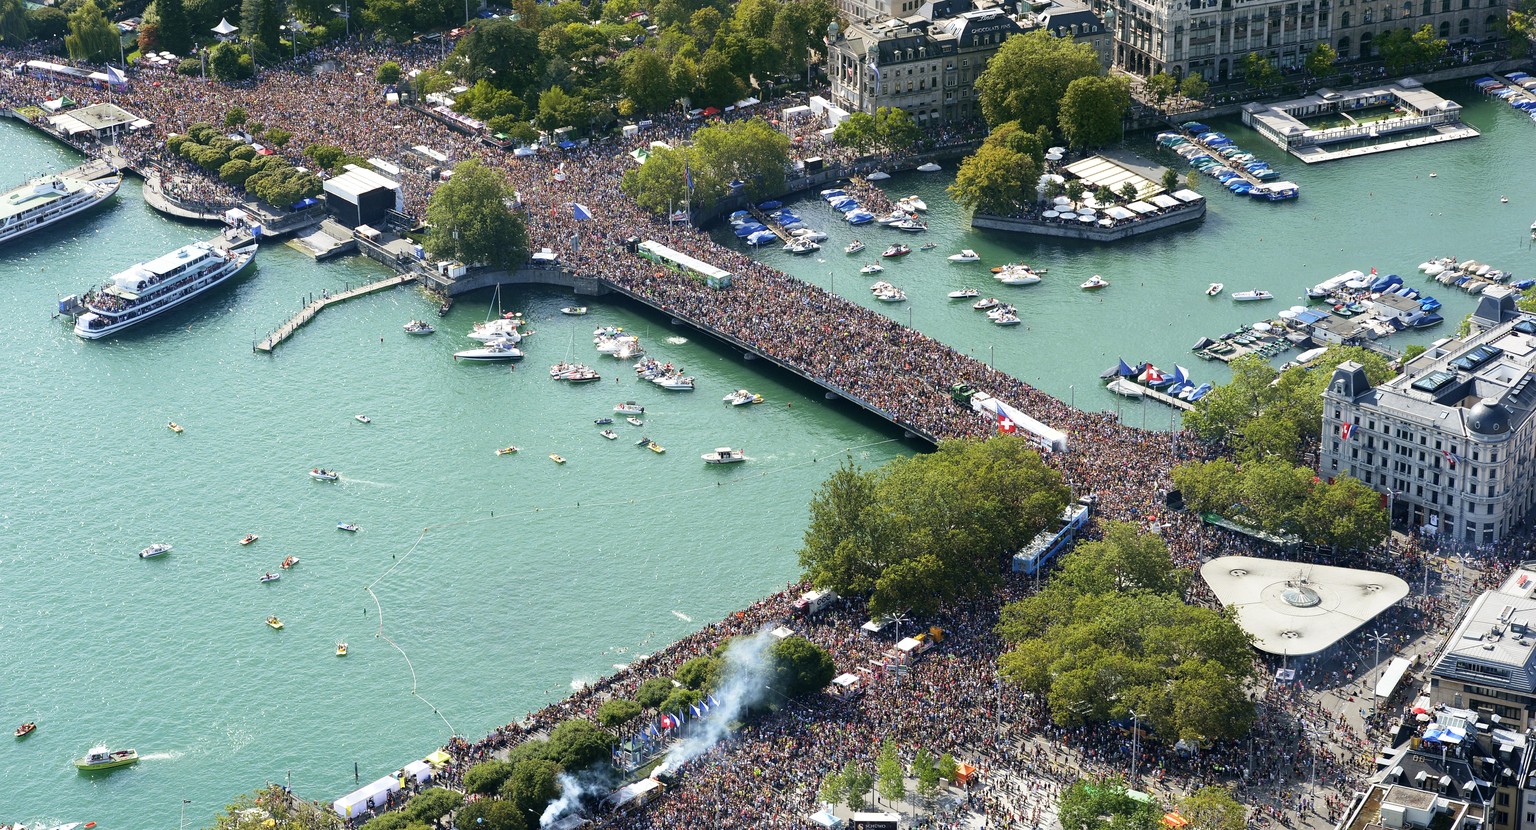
539;771;605;828
653;628;776;776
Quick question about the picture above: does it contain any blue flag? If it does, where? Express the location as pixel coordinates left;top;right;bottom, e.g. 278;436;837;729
572;203;593;221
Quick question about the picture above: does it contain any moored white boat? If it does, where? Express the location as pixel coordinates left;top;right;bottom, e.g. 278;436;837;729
947;249;980;262
845;240;865;254
139;543;172;559
973;297;1000;310
874;286;907;302
403;320;435;335
993;313;1022;326
996;266;1041;285
860;263;884;274
948;288;980;298
1;172;120;246
454;341;524;360
1080;274;1109;290
1207;283;1224;296
560;306;588;316
1107;378;1145;398
1232;289;1275;302
724;388;764;405
866;171;891;180
652;373;696;390
916;162;942;172
614;401;645;415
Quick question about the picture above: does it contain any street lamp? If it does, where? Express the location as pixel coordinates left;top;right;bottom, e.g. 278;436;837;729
1128;709;1140;787
283;19;300;60
180;800;191;830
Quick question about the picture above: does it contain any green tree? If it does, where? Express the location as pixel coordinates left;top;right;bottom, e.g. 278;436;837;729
546;719;615;771
219;158;255;187
1179;74;1209;104
424;159;529;270
28;6;68;39
694;49;744;106
872;106;918;153
65;0;118;62
155;0;190;52
449;18;546;94
1051;521;1186;596
1299;473;1389;551
875;737;906;806
660;686;703;715
818;769;847;806
0;0;29;43
675;654;721;690
1144;71;1177;106
912;748;939;797
619;48;673;114
453;798;523;830
799;438;1068;616
1185;170;1200;190
535;85;590;131
209;41;253;79
688;117;790;202
620;145;691;215
1305;42;1338;78
360;813;428;830
500;759;560;824
769;635;836;699
406;788;464;827
225;107;249;128
1064;179;1086;204
464;759;516;796
936;752;957;782
1058;779;1158;830
1402;343;1429;362
635;677;673;709
377;60;402;84
1410;23;1448;65
832;111;878;154
948;143;1035;215
1180;785;1248;830
1093;185;1116;206
1242;52;1280;92
596;697;642;728
1058;75;1129;149
975;29;1102;133
1118;181;1139;202
1160;167;1180;192
843;761;873;811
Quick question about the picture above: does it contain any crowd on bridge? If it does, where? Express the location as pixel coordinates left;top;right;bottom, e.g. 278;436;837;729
0;40;1480;830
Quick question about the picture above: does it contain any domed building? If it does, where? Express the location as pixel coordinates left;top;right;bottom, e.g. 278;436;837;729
1320;295;1536;545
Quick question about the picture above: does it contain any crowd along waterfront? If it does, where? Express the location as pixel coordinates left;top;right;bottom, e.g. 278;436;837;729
2;73;1535;825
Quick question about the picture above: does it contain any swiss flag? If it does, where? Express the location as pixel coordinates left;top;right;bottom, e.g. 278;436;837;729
659;714;677;730
1340;423;1353;441
996;403;1017;434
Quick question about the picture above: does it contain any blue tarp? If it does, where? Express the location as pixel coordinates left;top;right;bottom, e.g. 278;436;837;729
557;140;577;149
291;197;319;210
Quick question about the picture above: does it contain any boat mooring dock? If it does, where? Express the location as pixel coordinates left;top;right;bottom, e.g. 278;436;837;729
254;274;416;352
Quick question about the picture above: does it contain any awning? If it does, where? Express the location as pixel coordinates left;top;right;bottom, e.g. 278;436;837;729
1126;201;1158;215
1150;193;1180;209
1375;656;1412;699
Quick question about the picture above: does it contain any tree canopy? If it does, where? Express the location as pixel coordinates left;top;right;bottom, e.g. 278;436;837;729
1183;347;1393;464
424;159;529;270
0;0;28;43
1171;459;1387;551
799;436;1069;616
1058;75;1129;149
1179;786;1248;830
832;106;919;156
207;787;339;830
65;0;117;62
997;522;1256;746
1058;779;1159;830
622;118;789;214
975;29;1103;134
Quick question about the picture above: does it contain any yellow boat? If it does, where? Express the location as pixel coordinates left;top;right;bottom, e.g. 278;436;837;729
336;642;348;657
496;446;519;456
549;453;566;464
167;421;183;433
267;616;284;630
647;442;665;454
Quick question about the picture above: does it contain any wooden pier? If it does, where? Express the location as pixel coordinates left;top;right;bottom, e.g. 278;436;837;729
1122;381;1194;411
254;274;416;352
747;206;792;242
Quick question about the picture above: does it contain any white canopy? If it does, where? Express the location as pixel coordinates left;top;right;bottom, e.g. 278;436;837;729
1150;193;1180;209
212;17;239;34
1126;201;1158;215
402;759;433;784
1105;206;1136;220
1171;188;1204;203
332;775;401;819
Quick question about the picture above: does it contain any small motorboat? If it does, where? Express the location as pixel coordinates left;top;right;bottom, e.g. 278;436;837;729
1081;275;1110;290
355;414;371;424
916;162;942;172
267;616;284;630
874;287;907;302
454;342;524;361
337;522;360;532
139;543;172;559
845;240;865;254
918;242;937;251
866;170;891;180
240;534;259;546
646;442;665;454
496;445;521;457
948;288;980;299
1207;283;1224;296
702;447;747;464
784;239;821;254
594;417;614;425
1232;289;1275;302
652;374;696;391
403;320;435;335
860;263;884;274
600;429;619;440
561;306;589;316
724;389;764;406
259;572;282;584
336;642;348;656
995;267;1041;286
626;416;645;427
614;402;645;415
973;297;1000;310
73;745;139;771
309;469;339;481
167;421;183;433
280;555;299;570
948;250;980;262
636;435;652;446
15;721;37;738
549;453;567;464
882;244;911;258
993;313;1022;326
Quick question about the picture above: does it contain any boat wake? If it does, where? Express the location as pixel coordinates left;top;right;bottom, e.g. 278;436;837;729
570;676;591;691
137;750;180;761
612;663;629;670
671;610;693;622
665;336;689;345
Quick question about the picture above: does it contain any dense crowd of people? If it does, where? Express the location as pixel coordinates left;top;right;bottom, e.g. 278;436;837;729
0;40;1489;830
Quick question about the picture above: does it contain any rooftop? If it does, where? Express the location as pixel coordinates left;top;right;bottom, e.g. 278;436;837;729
1431;582;1536;694
1198;556;1409;655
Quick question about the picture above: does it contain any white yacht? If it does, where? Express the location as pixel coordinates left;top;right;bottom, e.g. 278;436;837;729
469;318;523;342
724;389;764;406
947;250;980;262
1;172;120;245
874;286;907;302
948;288;980;299
74;240;257;339
996;267;1041;286
702;447;747;464
1232;289;1275;302
652;373;695;391
453;340;525;360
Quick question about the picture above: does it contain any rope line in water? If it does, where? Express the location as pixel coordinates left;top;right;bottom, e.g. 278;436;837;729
362;436;902;737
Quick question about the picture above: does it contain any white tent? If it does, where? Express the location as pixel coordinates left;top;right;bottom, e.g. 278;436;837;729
808;807;846;829
1105;206;1135;220
402;759;434;785
1149;193;1180;209
332;776;401;819
1126;201;1158;215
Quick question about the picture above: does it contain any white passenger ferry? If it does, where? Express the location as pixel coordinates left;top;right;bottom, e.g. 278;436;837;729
0;172;120;245
73;239;257;339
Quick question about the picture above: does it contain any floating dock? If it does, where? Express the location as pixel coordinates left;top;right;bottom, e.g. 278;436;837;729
255;274;415;352
1243;80;1480;164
